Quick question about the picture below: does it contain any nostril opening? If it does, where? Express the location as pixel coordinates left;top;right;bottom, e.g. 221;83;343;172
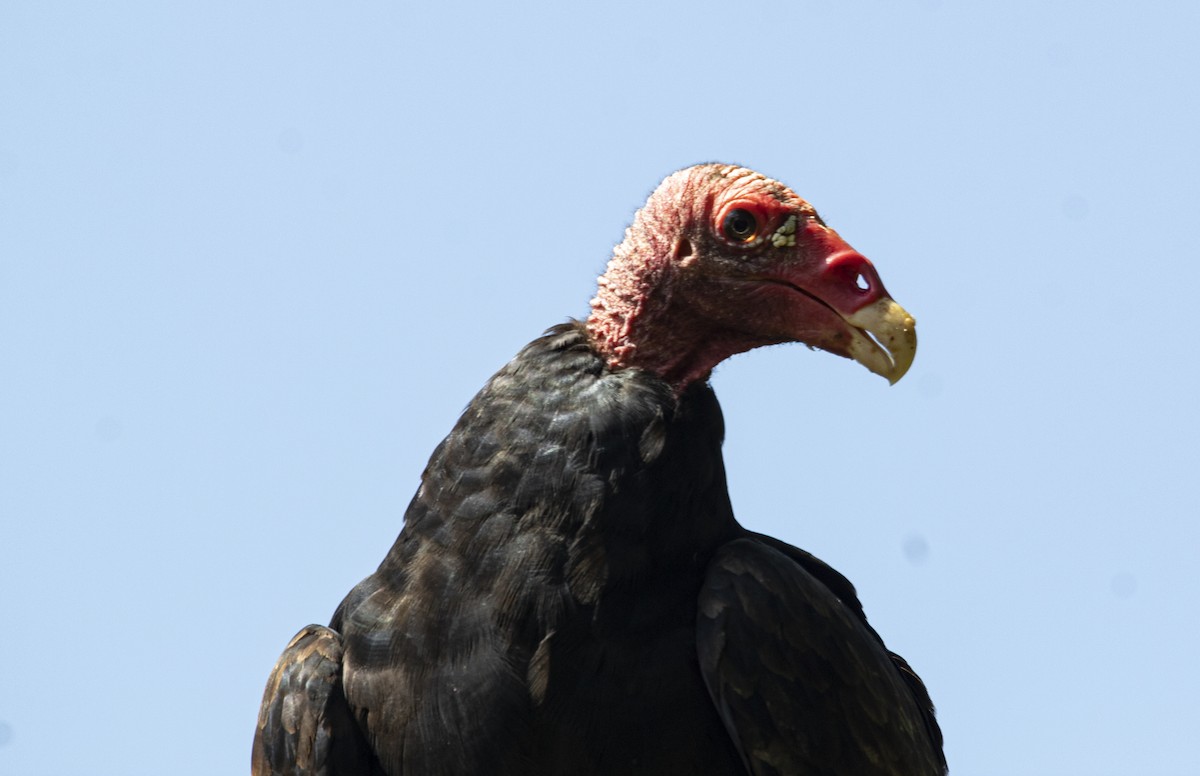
855;272;870;292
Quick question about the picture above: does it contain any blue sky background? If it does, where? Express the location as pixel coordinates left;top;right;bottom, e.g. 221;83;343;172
2;2;1198;774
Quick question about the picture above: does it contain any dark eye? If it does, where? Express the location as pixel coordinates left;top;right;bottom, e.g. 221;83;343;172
723;209;758;242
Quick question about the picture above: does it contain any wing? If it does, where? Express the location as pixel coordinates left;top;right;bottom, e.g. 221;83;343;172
696;538;946;776
252;625;381;776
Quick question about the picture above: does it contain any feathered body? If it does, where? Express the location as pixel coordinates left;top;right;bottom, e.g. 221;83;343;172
254;165;944;775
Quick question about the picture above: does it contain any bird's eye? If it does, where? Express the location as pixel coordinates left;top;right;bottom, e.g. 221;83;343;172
722;209;758;242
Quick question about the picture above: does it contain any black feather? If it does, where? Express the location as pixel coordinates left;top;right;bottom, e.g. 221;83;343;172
252;322;945;775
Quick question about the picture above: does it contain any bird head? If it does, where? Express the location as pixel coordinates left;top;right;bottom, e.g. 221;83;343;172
587;164;916;390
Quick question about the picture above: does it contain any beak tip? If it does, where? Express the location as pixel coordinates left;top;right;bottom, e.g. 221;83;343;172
845;298;917;386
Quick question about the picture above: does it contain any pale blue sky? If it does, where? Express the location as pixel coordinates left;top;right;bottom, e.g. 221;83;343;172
2;2;1198;774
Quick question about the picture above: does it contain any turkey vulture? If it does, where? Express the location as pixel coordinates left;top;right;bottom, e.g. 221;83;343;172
253;163;944;775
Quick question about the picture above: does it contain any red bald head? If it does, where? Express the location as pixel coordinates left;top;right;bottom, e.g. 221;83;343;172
586;164;916;390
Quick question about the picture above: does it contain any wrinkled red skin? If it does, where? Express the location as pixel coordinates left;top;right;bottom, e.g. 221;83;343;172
586;164;892;390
